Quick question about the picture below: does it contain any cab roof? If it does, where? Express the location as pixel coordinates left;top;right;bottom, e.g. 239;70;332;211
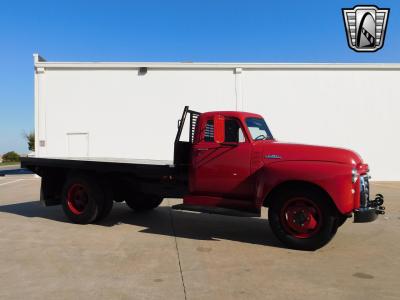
201;111;263;120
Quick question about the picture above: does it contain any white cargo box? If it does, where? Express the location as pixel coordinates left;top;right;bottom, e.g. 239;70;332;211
33;54;400;180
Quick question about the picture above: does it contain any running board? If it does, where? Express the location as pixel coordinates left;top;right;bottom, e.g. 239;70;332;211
171;204;260;218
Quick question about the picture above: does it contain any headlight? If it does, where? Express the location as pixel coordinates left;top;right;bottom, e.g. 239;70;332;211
352;168;358;183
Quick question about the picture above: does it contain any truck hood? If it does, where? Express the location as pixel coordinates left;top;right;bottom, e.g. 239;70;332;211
260;141;363;166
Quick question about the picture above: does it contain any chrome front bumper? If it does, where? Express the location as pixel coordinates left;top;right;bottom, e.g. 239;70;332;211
354;193;385;223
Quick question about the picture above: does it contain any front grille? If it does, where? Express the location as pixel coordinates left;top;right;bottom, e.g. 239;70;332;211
360;175;370;208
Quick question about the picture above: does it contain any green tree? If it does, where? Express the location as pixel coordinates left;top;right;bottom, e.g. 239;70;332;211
2;151;20;162
23;131;35;151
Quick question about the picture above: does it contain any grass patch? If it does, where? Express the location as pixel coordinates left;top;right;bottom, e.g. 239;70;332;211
0;162;20;166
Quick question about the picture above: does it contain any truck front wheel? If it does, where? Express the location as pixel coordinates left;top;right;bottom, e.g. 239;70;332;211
61;175;106;224
125;194;163;211
268;188;338;251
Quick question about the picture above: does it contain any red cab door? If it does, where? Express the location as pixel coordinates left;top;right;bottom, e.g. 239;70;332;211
190;116;253;201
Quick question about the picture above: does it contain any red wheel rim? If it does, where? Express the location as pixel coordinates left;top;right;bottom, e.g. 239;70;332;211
67;184;89;215
280;197;322;239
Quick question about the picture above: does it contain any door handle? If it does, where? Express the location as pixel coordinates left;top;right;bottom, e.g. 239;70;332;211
196;148;209;151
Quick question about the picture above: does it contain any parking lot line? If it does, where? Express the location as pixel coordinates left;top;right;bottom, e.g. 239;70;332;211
0;178;38;186
0;179;25;186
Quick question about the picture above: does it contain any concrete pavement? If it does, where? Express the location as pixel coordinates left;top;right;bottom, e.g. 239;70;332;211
0;172;399;299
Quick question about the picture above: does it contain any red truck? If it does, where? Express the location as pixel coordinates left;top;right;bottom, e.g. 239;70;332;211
21;106;385;250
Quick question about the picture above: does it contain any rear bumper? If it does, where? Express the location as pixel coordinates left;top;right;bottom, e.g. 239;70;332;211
354;194;385;223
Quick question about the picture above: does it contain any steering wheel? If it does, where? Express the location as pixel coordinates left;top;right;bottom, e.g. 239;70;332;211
254;134;267;140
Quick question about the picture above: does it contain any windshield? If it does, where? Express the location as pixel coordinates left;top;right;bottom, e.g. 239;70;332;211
245;118;273;141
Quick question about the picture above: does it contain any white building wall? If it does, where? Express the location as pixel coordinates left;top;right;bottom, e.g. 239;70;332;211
242;69;399;181
34;55;400;180
37;67;237;161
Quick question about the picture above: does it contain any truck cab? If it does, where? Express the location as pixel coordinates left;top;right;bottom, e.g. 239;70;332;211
188;111;271;211
174;107;385;250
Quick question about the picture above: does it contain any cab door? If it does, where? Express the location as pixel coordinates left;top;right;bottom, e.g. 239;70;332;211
190;116;253;200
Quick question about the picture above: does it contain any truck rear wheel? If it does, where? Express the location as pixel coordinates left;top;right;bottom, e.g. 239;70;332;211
95;182;113;222
61;175;105;224
268;188;338;251
125;194;163;211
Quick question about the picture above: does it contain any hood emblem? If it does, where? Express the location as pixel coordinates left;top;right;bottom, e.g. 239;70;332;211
266;154;282;159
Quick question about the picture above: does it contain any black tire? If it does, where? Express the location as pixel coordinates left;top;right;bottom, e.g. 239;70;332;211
336;214;348;227
95;182;114;222
125;194;163;211
268;187;338;251
61;174;104;224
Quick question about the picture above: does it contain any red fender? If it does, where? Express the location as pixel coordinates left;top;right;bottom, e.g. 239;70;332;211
256;161;358;214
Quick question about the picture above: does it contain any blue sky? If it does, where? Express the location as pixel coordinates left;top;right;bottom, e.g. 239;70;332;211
0;0;399;154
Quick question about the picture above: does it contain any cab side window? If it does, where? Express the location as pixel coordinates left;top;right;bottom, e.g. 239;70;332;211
204;120;214;142
225;119;245;143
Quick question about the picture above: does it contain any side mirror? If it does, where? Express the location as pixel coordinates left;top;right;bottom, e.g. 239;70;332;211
214;114;225;144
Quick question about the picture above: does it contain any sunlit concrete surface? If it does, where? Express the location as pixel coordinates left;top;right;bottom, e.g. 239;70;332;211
0;171;399;299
